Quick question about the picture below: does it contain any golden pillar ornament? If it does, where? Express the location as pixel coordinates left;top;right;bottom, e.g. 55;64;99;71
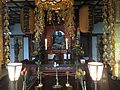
0;0;4;79
102;0;109;68
3;0;10;64
108;0;115;77
34;7;45;42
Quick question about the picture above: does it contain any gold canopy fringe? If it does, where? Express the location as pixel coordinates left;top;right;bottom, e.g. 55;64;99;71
35;0;73;10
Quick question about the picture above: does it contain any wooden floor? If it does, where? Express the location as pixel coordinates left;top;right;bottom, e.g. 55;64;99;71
0;75;89;90
0;75;9;90
30;76;83;90
0;70;93;90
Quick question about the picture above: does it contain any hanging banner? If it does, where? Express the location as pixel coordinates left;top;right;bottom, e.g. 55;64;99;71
76;27;80;39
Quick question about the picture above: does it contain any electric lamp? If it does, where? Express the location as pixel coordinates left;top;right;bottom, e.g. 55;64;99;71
88;62;103;90
7;63;22;81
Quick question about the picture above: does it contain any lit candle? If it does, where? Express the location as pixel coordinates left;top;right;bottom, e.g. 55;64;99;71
84;81;86;90
45;38;47;50
66;38;68;49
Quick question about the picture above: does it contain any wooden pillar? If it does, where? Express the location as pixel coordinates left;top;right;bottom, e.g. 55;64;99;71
0;1;3;79
88;33;92;60
98;68;109;90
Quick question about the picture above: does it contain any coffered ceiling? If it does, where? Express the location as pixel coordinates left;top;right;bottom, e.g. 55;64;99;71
2;0;103;25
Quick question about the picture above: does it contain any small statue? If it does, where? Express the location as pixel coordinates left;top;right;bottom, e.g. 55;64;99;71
14;38;19;62
53;31;65;49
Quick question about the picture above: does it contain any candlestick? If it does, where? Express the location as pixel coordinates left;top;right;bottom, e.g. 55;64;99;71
45;38;47;50
52;65;62;89
66;38;68;49
66;71;71;87
84;81;86;90
81;77;84;90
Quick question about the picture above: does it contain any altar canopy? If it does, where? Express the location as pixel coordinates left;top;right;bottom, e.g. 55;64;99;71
35;0;73;10
34;0;75;41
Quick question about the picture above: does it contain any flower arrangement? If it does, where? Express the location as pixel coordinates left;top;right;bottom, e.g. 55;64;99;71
76;68;85;78
76;68;86;90
72;44;84;56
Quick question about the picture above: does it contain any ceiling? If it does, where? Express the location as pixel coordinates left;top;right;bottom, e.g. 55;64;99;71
3;0;103;26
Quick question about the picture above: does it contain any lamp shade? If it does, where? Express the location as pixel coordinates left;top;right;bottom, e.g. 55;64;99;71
88;62;103;81
7;63;22;81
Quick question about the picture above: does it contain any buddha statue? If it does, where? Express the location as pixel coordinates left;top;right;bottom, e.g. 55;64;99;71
52;31;65;50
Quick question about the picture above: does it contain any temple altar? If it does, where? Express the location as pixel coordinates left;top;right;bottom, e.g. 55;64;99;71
20;61;93;90
36;23;74;64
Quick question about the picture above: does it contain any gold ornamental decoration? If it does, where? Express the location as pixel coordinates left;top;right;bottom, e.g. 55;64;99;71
63;7;75;37
102;0;109;68
34;7;45;42
34;0;75;38
35;0;73;10
4;0;10;64
113;0;120;78
114;0;120;22
103;0;115;77
108;0;115;77
0;1;3;65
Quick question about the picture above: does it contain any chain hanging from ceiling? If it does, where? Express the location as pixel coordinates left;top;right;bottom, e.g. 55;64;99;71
34;7;45;42
103;0;115;76
102;0;109;68
63;6;75;37
0;1;3;65
108;0;115;77
4;0;10;64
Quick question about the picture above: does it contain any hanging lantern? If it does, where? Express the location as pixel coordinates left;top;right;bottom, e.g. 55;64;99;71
79;5;90;33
